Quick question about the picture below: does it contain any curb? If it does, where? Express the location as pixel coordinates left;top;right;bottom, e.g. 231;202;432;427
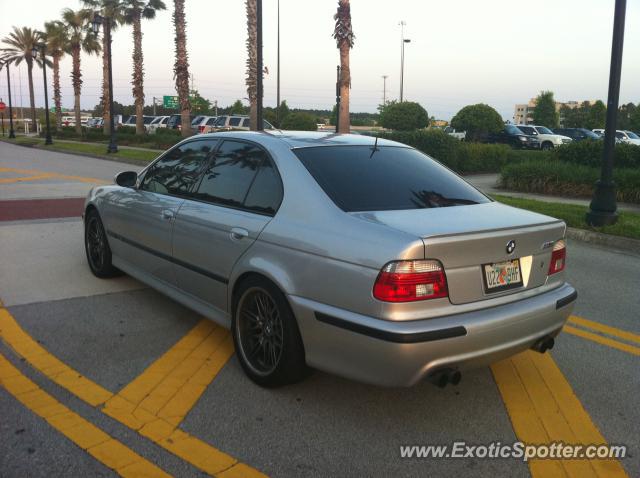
0;138;156;167
566;227;640;255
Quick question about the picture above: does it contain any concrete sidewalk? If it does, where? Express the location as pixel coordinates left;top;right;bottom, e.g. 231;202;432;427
466;173;640;214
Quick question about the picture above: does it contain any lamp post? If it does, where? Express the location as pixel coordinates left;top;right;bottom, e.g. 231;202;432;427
92;13;118;153
399;21;410;102
276;0;280;127
382;75;388;105
586;0;626;227
32;44;53;145
256;0;264;131
0;61;16;138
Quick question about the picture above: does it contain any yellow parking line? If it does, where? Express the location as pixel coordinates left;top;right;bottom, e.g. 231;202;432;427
0;167;108;185
0;174;56;184
492;351;628;478
0;304;265;477
0;353;171;478
563;325;640;357
568;316;640;345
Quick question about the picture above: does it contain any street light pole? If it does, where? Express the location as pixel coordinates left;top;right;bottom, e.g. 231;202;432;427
276;0;280;127
586;0;626;226
399;22;410;102
382;75;388;105
105;18;117;153
335;65;341;133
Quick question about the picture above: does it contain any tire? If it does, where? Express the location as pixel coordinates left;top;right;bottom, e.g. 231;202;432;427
232;276;309;387
541;142;553;151
84;209;120;278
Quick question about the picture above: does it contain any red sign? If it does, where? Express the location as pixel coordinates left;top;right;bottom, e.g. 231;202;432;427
0;102;6;112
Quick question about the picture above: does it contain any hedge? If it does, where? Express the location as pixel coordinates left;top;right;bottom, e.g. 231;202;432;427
46;125;182;149
500;160;640;204
375;130;547;174
551;140;640;169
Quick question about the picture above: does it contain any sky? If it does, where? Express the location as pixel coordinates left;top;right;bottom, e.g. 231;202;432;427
0;0;639;121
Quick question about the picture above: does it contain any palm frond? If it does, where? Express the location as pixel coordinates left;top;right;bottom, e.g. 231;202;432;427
333;0;354;49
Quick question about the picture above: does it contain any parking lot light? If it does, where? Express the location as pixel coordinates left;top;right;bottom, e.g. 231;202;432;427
32;44;53;145
92;12;118;154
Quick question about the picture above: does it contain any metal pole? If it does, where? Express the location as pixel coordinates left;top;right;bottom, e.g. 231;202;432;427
153;96;157;116
41;49;53;145
106;18;118;153
382;75;387;105
6;63;15;138
1;113;4;136
276;0;280;127
399;21;405;102
256;0;264;131
586;0;626;226
335;65;341;133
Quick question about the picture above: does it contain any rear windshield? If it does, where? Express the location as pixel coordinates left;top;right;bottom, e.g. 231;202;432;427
293;146;489;212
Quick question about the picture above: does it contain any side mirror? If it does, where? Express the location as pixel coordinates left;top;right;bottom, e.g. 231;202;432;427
115;171;138;188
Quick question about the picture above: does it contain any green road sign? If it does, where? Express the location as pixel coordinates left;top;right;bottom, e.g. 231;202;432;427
163;95;179;109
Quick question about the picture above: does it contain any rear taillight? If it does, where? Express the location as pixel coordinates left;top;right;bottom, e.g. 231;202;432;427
373;260;448;302
548;240;566;275
199;125;205;133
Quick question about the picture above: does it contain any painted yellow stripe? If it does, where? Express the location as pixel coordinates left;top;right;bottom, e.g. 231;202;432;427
0;353;170;477
568;316;640;345
492;351;628;478
0;308;113;406
0;174;56;184
564;325;640;357
0;305;264;477
0;167;108;184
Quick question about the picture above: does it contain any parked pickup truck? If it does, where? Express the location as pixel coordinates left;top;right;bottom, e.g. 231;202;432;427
444;126;466;141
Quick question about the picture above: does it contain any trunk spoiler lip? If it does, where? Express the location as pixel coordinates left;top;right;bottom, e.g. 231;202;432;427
419;220;566;242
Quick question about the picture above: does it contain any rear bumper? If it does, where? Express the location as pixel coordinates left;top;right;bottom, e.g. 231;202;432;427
289;283;576;387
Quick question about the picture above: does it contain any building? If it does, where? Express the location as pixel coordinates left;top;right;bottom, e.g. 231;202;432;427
513;98;597;125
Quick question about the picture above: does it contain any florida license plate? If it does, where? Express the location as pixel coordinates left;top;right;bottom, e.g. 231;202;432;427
483;259;523;293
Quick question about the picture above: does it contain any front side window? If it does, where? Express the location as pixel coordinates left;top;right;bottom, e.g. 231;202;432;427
518;126;536;135
140;140;219;195
243;159;283;215
626;131;640;139
192;140;265;209
535;126;553;135
242;118;250;128
229;117;242;127
293;146;489;212
506;125;522;135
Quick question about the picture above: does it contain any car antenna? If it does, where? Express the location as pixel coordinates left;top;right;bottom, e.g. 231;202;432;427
370;135;380;158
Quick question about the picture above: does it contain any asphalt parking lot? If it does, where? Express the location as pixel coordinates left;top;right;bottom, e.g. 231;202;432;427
0;140;638;477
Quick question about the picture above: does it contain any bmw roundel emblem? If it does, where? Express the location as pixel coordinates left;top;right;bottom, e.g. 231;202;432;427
506;240;516;254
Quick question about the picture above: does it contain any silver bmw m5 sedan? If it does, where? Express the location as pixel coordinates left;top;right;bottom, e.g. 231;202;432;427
83;131;576;387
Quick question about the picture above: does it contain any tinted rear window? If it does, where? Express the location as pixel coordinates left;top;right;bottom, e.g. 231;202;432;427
293;146;489;212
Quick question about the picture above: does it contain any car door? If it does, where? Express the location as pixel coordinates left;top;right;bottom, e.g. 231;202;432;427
105;139;218;286
172;139;283;313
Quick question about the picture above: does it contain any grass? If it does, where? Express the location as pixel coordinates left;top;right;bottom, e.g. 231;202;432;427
493;194;640;241
4;136;160;163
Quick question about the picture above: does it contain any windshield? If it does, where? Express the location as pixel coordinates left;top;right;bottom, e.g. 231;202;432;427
506;125;523;135
535;126;553;134
293;146;489;212
626;131;640;139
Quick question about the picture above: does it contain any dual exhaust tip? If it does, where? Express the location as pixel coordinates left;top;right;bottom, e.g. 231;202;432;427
429;335;556;388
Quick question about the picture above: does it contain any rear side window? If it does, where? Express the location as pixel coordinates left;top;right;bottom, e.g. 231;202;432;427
242;118;250;128
293;146;489;212
193;140;265;209
229;117;242;127
140;140;219;195
243;159;283;215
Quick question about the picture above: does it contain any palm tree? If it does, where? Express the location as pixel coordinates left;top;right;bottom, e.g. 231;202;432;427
62;8;101;135
123;0;166;135
333;0;354;133
1;27;44;130
43;21;70;131
245;0;258;131
82;0;125;136
172;0;191;138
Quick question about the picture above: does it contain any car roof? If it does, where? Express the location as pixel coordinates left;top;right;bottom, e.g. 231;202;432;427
196;130;405;149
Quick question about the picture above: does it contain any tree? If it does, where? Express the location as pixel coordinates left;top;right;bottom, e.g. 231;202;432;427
629;105;640;132
123;0;166;135
82;0;126;136
532;90;559;128
333;0;354;133
379;101;428;131
451;103;503;141
1;27;44;129
189;89;210;113
43;21;70;131
617;102;637;130
245;0;258;130
172;0;191;137
229;99;248;115
587;100;606;130
281;112;317;131
62;8;101;135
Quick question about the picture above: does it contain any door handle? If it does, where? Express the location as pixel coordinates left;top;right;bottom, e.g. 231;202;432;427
162;210;175;220
230;227;249;241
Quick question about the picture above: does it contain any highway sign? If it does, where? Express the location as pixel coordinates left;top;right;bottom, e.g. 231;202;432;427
163;95;179;109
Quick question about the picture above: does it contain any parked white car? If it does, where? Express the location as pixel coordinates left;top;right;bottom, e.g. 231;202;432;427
443;126;466;141
516;125;572;150
146;116;169;133
592;129;640;145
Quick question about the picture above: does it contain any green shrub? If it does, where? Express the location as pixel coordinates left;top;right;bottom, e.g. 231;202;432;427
450;104;503;141
552;140;640;169
500;160;640;203
379;101;429;131
280;112;317;131
117;126;136;135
